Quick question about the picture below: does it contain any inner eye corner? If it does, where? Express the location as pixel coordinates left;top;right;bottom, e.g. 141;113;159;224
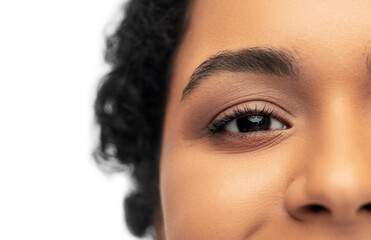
282;122;292;130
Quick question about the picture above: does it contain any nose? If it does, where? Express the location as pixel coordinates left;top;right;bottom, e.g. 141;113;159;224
285;172;371;224
285;99;371;224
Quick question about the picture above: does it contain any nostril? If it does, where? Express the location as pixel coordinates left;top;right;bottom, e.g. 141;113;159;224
360;203;371;212
301;204;331;214
308;204;327;213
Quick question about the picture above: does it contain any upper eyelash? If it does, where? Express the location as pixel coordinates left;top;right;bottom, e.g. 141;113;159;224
208;104;281;134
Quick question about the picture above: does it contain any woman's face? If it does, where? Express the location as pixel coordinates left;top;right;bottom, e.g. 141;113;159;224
157;0;371;239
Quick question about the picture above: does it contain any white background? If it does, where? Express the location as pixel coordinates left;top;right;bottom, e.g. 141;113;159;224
0;0;142;239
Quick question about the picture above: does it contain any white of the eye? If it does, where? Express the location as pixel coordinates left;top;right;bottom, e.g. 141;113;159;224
270;117;286;130
225;119;239;132
225;117;286;132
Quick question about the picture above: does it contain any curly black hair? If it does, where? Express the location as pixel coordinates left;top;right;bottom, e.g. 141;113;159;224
94;0;188;238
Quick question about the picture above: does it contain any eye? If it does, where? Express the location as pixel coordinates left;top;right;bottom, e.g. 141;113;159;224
208;104;290;135
225;115;287;133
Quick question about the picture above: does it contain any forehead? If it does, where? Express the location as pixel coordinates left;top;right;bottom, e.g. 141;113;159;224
171;0;371;87
181;0;371;50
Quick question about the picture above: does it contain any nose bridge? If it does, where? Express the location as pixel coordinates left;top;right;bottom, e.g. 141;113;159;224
309;96;369;188
310;96;364;177
308;96;371;211
286;95;371;223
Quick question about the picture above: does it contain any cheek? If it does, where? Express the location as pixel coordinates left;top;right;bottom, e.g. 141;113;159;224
159;142;294;240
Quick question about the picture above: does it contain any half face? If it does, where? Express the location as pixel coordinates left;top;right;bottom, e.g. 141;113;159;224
158;0;371;239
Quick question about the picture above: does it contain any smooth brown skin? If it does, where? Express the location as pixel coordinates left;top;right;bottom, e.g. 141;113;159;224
155;0;371;239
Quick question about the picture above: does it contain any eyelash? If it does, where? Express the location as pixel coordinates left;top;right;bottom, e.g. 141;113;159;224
207;104;288;134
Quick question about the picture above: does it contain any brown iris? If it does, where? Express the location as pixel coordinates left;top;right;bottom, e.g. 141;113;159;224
236;115;271;132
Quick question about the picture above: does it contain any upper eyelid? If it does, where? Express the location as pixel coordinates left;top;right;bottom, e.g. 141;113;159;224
215;104;284;123
211;99;294;120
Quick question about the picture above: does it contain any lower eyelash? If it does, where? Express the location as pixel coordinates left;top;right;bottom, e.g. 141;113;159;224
208;104;280;134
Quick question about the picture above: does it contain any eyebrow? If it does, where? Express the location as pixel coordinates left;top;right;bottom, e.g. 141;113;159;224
181;47;300;100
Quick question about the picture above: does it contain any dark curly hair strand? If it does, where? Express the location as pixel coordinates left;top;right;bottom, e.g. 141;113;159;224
94;0;188;238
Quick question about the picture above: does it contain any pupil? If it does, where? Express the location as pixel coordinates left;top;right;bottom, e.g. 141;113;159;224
236;115;271;132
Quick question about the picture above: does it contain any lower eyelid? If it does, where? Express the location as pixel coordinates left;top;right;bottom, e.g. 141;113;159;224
217;127;282;139
209;130;288;152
